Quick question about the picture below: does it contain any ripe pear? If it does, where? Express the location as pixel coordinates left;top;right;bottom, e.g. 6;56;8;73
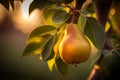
59;23;91;66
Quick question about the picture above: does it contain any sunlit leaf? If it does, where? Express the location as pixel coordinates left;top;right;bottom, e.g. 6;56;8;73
77;15;87;31
84;17;106;50
22;42;43;56
0;0;9;10
29;0;47;14
105;22;111;32
52;10;70;24
44;9;58;25
27;25;56;41
44;8;66;26
105;19;112;32
47;57;55;71
22;34;52;56
55;57;68;75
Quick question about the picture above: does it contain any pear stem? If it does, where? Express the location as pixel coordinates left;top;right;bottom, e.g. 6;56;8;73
71;0;86;23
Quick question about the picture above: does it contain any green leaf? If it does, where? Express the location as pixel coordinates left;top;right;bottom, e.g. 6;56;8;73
84;17;106;50
43;8;60;26
82;43;100;68
22;42;43;56
22;34;52;56
52;10;70;24
29;0;47;14
42;36;55;61
89;51;101;68
0;0;9;10
111;30;120;47
85;3;95;14
64;13;72;22
27;25;56;41
77;15;87;31
55;57;68;75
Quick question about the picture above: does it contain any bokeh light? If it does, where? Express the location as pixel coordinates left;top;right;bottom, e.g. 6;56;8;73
11;0;44;34
21;0;33;19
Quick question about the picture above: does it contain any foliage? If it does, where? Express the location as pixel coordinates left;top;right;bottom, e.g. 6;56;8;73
23;0;105;75
1;0;120;79
100;48;120;80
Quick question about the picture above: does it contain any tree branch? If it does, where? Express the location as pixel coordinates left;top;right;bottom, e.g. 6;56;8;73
71;0;86;23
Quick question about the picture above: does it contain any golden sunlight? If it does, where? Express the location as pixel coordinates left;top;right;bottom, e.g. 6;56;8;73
21;0;33;19
11;0;44;34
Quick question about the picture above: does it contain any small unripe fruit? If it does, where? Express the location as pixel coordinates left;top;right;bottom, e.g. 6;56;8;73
59;23;91;66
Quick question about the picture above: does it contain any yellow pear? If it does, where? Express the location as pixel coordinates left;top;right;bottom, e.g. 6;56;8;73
59;23;91;66
54;33;64;55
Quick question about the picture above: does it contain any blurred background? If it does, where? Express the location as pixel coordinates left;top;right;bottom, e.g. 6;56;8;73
0;0;93;80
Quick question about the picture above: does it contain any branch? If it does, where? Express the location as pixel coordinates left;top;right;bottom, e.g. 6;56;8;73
71;0;86;23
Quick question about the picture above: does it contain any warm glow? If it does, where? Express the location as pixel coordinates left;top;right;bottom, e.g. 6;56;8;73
105;22;111;32
87;66;98;80
0;4;7;23
94;64;100;69
87;64;100;80
109;8;116;19
11;0;44;34
21;0;33;19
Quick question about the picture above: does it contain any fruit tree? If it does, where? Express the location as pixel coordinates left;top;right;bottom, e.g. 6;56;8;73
0;0;120;80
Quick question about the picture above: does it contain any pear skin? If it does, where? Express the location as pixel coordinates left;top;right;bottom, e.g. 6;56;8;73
59;23;91;66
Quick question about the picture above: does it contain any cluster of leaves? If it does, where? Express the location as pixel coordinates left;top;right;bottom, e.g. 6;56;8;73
21;0;106;75
1;0;120;76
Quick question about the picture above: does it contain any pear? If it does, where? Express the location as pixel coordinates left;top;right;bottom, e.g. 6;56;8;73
59;23;91;66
